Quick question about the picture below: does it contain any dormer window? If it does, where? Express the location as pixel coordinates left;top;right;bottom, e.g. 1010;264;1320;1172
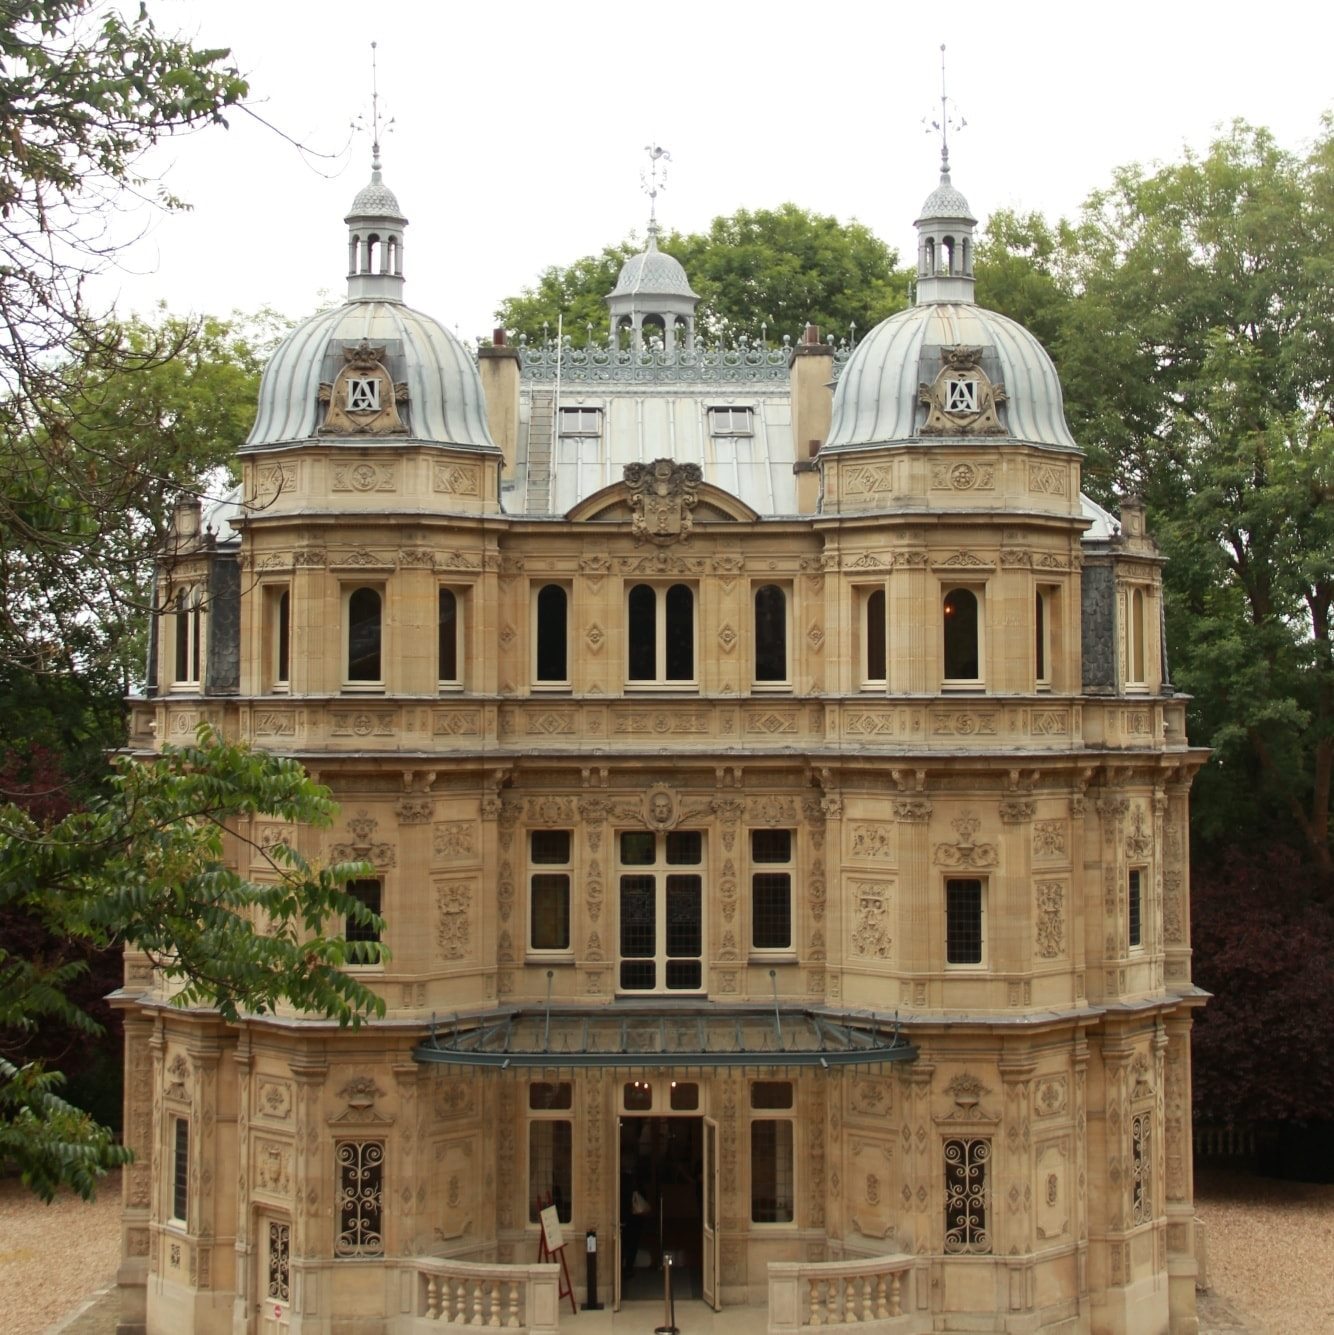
709;407;753;436
347;378;381;413
946;379;978;414
558;407;602;436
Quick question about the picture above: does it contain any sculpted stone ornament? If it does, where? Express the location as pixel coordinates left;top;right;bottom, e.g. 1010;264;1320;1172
319;339;409;436
918;345;1007;436
624;458;703;546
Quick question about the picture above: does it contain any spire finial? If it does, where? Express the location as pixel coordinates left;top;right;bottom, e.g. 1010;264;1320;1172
641;143;671;241
355;41;395;177
924;43;966;182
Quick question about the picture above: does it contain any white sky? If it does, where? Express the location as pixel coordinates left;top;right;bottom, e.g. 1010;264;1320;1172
103;0;1332;343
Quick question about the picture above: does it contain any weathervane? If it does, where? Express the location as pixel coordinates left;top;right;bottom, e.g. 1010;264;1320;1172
641;143;671;232
352;41;395;171
923;43;966;179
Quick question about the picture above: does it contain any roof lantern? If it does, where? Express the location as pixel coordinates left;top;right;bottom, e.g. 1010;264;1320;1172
606;144;699;351
914;44;976;305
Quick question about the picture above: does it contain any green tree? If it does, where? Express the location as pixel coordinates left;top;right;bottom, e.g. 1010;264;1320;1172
0;727;386;1201
496;204;908;345
979;123;1334;877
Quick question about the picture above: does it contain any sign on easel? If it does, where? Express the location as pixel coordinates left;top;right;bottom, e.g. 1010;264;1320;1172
535;1193;578;1315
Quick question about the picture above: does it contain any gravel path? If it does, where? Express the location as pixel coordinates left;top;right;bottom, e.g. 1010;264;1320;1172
0;1174;120;1335
6;1165;1333;1333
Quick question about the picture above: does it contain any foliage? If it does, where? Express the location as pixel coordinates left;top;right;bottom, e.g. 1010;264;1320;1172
1190;844;1334;1124
495;204;908;345
0;727;387;1199
980;121;1334;878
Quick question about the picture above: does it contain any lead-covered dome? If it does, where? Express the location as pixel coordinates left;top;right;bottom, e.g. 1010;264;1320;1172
608;233;698;299
826;302;1078;451
243;301;494;451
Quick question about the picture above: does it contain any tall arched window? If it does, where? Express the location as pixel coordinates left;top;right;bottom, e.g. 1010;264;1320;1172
535;584;568;684
347;587;382;683
627;583;695;684
753;584;788;684
275;588;290;687
864;588;887;684
943;587;980;681
438;588;458;684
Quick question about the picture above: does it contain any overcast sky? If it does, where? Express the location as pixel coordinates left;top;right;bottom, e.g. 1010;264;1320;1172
104;0;1332;343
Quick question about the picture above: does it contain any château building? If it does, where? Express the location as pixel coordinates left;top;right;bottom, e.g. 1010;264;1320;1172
116;134;1207;1335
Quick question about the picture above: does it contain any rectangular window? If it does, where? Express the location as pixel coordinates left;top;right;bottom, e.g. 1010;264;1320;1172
860;586;887;686
266;585;291;690
709;406;754;435
1126;586;1148;687
1035;586;1051;687
751;829;793;952
171;1117;189;1222
750;1120;794;1223
946;878;984;965
558;406;602;436
618;829;704;992
528;1120;573;1223
1128;868;1143;949
345;878;382;945
438;586;462;688
944;1137;991;1253
335;1140;384;1257
530;830;572;952
172;587;203;687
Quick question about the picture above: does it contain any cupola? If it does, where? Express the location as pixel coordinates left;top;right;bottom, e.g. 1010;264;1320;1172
344;144;407;303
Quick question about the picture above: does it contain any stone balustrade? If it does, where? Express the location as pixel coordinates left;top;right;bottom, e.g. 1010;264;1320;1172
768;1254;921;1334
407;1259;560;1334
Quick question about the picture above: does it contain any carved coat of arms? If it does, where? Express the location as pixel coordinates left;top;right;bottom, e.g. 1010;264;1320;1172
624;459;703;546
918;345;1007;436
319;340;409;436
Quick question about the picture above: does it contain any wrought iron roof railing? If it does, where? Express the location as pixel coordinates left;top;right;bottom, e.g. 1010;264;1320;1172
511;337;856;385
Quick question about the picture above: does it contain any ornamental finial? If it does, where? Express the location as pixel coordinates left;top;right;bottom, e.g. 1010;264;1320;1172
353;41;395;176
923;43;966;182
641;143;671;240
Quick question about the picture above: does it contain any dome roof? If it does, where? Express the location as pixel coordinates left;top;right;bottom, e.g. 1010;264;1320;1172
917;177;974;223
244;300;495;452
347;171;405;220
609;236;698;299
827;302;1079;451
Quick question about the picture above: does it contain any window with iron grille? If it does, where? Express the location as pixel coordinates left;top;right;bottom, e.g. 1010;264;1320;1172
944;1137;990;1253
1131;1113;1151;1225
266;1220;290;1303
335;1140;384;1257
751;829;792;951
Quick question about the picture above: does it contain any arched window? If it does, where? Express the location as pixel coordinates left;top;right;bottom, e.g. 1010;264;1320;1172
943;587;980;681
438;588;458;684
864;588;887;684
347;587;382;683
754;584;787;684
941;236;955;274
365;232;380;274
535;584;568;684
924;237;936;274
627;583;695;684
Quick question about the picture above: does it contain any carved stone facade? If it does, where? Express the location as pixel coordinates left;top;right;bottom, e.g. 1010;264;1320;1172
119;153;1206;1335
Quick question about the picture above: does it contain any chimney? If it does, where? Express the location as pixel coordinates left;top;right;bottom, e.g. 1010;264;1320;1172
478;331;522;476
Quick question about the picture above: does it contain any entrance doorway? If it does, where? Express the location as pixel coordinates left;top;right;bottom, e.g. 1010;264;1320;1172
619;1116;704;1303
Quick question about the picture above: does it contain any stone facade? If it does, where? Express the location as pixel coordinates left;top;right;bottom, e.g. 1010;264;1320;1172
115;153;1206;1335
